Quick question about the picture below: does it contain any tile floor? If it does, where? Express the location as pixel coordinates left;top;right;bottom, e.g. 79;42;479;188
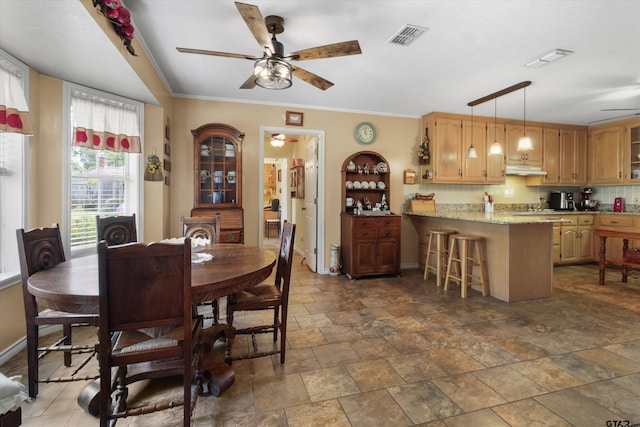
2;255;640;426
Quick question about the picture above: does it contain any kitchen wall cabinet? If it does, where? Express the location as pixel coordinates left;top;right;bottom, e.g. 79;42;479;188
542;127;561;184
589;124;624;184
625;122;640;184
505;124;543;166
559;128;588;185
340;214;401;279
462;119;505;183
422;113;505;184
191;123;244;243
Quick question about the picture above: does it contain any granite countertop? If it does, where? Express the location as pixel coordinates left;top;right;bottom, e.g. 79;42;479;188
403;211;572;224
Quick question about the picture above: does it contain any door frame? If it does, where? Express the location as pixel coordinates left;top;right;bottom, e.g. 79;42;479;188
259;126;325;274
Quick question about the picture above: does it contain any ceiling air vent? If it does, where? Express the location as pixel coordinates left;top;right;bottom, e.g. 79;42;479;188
387;24;429;46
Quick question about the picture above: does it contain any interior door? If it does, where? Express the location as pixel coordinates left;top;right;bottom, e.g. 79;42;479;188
304;137;318;271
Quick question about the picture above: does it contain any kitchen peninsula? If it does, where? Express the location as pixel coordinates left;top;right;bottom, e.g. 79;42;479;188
406;211;564;302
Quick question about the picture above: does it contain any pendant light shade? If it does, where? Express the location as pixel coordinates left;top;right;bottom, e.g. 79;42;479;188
489;99;503;156
467;106;478;159
517;86;533;151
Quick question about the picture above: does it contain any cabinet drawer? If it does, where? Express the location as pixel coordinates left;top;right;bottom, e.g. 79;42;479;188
353;228;377;240
599;216;633;227
378;227;400;239
354;216;399;228
577;215;594;226
219;230;243;243
562;217;578;226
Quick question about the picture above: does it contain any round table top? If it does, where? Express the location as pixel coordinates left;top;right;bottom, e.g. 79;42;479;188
27;244;276;314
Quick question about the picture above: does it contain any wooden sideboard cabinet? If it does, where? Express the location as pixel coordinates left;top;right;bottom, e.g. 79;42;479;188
191;123;245;243
340;213;401;279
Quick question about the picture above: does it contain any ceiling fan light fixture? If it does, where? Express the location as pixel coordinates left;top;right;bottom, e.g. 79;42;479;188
254;58;292;89
270;138;285;148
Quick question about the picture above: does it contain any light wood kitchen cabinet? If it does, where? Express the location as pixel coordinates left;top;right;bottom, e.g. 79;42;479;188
560;215;593;263
427;115;463;182
559;128;588;185
462;119;505;183
542;127;561;184
191;123;244;243
625;122;640;184
505;124;543;166
589;124;624;184
340;214;401;279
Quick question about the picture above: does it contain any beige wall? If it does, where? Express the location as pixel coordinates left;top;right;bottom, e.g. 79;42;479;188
168;98;423;264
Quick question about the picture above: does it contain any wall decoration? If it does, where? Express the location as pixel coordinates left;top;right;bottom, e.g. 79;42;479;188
278;169;282;182
165;123;170;140
164;143;171;156
144;153;162;181
286;111;304;127
163;159;171;172
164;175;170;186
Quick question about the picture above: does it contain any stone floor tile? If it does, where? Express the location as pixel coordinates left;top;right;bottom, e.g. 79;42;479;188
311;341;361;368
339;389;413;427
534;389;621;426
300;366;360;402
345;359;405;392
426;348;485;375
490;336;550;360
575;347;640;376
387;381;463;424
385;332;435;354
511;358;583;391
285;399;351;427
386;352;447;382
473;365;547;401
574;380;640;423
547;353;619;383
286;328;328;349
441;408;511;426
252;373;310;412
351;337;401;360
431;372;507;412
491;399;573;426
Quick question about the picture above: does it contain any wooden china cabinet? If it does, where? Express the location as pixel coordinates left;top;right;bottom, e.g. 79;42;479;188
340;151;401;279
190;123;245;243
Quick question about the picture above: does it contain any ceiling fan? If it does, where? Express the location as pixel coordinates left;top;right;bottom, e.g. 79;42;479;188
176;2;362;90
271;133;298;142
588;108;640;124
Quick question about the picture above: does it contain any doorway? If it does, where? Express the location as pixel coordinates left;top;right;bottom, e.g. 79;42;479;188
260;126;325;273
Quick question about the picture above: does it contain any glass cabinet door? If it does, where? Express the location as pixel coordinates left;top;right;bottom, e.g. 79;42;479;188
193;123;244;208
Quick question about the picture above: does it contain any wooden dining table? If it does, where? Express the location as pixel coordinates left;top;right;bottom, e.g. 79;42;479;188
26;243;277;412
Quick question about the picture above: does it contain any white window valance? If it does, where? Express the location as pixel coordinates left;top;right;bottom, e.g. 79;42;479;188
71;95;141;153
0;64;32;135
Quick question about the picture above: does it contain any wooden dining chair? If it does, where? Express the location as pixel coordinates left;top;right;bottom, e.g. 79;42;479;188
97;239;203;427
96;214;137;246
180;214;220;242
225;222;296;364
16;225;99;398
180;214;221;323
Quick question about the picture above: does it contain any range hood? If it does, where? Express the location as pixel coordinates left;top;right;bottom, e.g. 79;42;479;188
505;165;548;176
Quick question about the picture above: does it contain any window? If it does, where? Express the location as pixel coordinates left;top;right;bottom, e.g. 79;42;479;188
64;84;142;257
0;50;28;287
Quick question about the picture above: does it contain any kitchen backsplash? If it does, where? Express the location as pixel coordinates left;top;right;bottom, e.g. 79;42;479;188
405;176;640;212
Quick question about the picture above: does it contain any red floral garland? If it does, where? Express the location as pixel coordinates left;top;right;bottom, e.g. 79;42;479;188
93;0;137;56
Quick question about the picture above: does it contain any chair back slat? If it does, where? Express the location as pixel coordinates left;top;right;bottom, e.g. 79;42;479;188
96;214;137;246
98;240;191;334
274;222;296;298
180;214;220;242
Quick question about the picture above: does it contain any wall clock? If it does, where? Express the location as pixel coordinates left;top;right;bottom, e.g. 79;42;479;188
355;122;376;145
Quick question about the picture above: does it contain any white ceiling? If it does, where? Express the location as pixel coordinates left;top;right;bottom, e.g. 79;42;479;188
1;0;639;125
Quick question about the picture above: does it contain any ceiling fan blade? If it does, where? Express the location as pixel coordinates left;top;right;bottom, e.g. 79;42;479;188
177;47;258;60
235;2;275;55
240;74;256;89
291;66;334;90
288;40;362;61
601;108;640;111
589;112;640;124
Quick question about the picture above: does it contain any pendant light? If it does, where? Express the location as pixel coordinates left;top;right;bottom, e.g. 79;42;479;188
517;86;533;151
489;99;503;155
466;106;478;159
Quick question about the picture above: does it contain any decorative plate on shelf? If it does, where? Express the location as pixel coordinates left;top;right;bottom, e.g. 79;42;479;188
376;162;388;173
346;180;353;189
377;181;386;189
353;181;362;189
368;181;377;189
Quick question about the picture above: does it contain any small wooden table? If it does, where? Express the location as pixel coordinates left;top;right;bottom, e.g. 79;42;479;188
27;244;276;411
594;227;640;285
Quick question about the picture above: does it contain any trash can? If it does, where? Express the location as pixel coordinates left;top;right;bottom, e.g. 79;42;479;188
329;244;341;276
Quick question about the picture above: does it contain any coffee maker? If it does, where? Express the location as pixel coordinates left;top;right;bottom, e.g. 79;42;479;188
549;191;574;210
578;187;598;211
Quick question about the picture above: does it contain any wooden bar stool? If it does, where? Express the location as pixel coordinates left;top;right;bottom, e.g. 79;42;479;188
424;229;457;287
444;234;489;298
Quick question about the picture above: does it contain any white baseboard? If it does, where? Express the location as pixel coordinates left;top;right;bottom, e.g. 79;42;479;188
0;325;61;366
